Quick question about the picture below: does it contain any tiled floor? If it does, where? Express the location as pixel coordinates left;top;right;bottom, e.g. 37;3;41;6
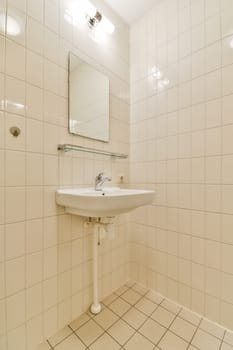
38;282;233;350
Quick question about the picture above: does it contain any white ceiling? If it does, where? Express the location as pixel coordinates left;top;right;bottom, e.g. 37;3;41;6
104;0;158;24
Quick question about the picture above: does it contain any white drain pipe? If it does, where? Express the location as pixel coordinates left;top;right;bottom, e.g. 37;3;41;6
85;217;115;314
90;222;101;314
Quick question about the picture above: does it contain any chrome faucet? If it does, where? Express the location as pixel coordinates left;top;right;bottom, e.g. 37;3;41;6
95;172;111;191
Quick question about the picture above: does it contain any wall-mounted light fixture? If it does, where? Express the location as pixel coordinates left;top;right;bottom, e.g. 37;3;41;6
65;0;115;42
87;10;115;35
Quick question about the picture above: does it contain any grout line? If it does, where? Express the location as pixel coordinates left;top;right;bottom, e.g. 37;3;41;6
151;306;184;348
24;7;28;349
44;282;232;350
219;330;227;350
185;315;203;350
46;339;53;349
219;2;224;332
72;284;151;348
108;286;165;348
89;287;142;347
68;324;90;349
3;4;7;350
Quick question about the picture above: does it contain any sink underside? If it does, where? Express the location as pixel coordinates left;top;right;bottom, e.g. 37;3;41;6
56;187;155;217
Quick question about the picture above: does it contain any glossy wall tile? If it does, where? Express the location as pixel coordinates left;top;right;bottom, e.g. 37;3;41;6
0;0;130;348
130;0;233;331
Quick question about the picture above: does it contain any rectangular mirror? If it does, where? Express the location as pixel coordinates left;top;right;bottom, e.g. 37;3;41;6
69;52;110;142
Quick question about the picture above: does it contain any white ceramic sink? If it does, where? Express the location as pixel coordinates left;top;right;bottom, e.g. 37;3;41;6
56;187;155;217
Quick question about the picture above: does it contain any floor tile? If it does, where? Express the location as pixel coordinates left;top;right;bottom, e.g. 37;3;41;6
54;334;85;350
191;329;221;350
132;283;148;295
135;298;157;316
160;299;181;315
158;331;188;350
225;331;233;346
89;333;120;350
41;283;233;350
151;306;176;328
121;289;142;305
107;319;135;345
200;319;225;340
124;333;155;350
36;342;51;350
145;290;164;305
75;319;104;346
102;293;118;306
139;318;166;344
125;281;135;288
94;308;119;330
109;298;132;317
222;343;233;350
48;326;72;346
179;309;201;326
122;307;147;329
69;313;91;331
170;317;196;342
114;285;129;296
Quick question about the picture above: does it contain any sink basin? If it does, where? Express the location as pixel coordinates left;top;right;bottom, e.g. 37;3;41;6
56;187;155;217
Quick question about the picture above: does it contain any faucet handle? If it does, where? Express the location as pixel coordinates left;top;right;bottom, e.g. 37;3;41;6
96;172;104;180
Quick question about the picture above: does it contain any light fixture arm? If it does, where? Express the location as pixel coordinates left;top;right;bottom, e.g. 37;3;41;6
64;0;115;38
87;11;102;29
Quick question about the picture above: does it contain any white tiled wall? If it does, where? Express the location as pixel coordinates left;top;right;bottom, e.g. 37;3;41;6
130;0;233;331
0;0;130;348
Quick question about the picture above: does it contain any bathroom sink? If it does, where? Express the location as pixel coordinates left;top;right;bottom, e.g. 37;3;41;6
56;187;155;217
